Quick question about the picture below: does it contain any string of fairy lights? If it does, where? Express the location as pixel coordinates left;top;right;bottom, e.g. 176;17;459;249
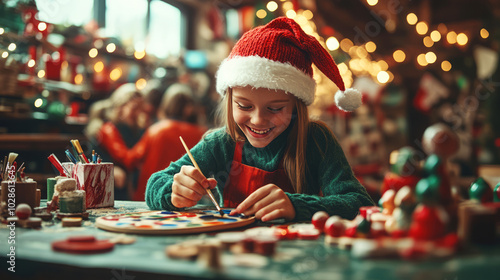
0;28;16;58
1;1;493;99
406;12;489;71
87;39;148;90
255;0;492;88
0;28;148;94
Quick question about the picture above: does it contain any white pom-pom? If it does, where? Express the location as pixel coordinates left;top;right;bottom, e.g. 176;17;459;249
335;88;362;112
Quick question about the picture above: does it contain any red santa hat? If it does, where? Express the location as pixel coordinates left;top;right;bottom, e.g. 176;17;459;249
216;17;362;111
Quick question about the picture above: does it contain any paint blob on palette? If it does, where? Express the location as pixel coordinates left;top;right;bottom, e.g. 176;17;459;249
95;209;255;235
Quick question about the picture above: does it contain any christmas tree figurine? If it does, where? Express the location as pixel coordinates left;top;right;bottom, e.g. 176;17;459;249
408;174;449;240
420;123;461;225
421;124;459;206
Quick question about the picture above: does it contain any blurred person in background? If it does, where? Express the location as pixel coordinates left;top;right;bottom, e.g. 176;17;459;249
141;78;167;126
85;83;146;200
109;83;207;201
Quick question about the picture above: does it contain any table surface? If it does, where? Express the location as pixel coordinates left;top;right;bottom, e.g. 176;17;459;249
1;201;499;280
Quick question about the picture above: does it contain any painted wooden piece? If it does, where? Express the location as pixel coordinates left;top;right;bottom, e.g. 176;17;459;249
95;209;255;235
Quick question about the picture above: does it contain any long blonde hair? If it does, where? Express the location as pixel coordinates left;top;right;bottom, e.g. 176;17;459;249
216;88;313;194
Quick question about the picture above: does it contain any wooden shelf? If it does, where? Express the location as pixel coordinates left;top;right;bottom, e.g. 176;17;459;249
0;133;85;151
17;74;90;95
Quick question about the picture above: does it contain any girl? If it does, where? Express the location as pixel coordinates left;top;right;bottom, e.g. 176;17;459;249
146;17;374;222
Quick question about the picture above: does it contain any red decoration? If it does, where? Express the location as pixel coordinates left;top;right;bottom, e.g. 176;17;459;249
320;26;336;37
408;205;447;240
45;50;63;81
324;216;346;237
312;211;329;232
381;173;420;195
52;236;115;254
436;233;459;249
359;206;381;220
15;204;32;220
22;7;52;39
273;225;298;240
344;226;357;237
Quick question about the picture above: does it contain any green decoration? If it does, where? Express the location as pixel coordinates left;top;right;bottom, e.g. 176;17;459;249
494;182;500;202
422;154;441;177
356;218;371;235
47;101;66;120
469;177;491;201
415;174;440;204
391;146;419;176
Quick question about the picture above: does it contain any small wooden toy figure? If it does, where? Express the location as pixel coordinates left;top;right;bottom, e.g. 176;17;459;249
469;177;494;203
381;147;421;195
421;123;460;208
9;203;42;228
385;186;417;235
408;174;449;240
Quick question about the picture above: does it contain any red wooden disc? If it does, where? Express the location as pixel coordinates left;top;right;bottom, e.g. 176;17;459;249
52;235;114;254
241;237;255;253
253;236;277;256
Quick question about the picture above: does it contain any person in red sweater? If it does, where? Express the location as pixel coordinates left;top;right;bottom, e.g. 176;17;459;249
106;84;207;201
86;83;146;200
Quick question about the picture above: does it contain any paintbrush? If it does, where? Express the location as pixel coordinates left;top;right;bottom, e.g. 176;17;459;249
179;136;224;217
71;140;89;163
65;149;78;164
47;153;70;177
16;162;24;173
4;153;18;178
7;153;17;165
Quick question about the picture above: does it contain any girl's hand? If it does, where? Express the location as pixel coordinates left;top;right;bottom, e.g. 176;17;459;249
171;165;217;208
230;184;295;222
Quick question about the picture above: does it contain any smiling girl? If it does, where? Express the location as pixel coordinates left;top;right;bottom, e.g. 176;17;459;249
145;17;374;222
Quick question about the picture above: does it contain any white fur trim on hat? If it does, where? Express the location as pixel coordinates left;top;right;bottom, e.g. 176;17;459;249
335;88;362;112
216;56;316;105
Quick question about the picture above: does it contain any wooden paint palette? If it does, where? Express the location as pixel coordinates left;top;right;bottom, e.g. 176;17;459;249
95;209;255;235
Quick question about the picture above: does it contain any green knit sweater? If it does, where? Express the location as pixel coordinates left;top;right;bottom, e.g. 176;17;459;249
146;122;374;221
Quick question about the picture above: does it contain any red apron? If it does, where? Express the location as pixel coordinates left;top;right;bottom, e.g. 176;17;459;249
223;141;295;208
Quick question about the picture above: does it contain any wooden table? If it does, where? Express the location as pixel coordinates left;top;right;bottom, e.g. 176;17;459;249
1;201;499;280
